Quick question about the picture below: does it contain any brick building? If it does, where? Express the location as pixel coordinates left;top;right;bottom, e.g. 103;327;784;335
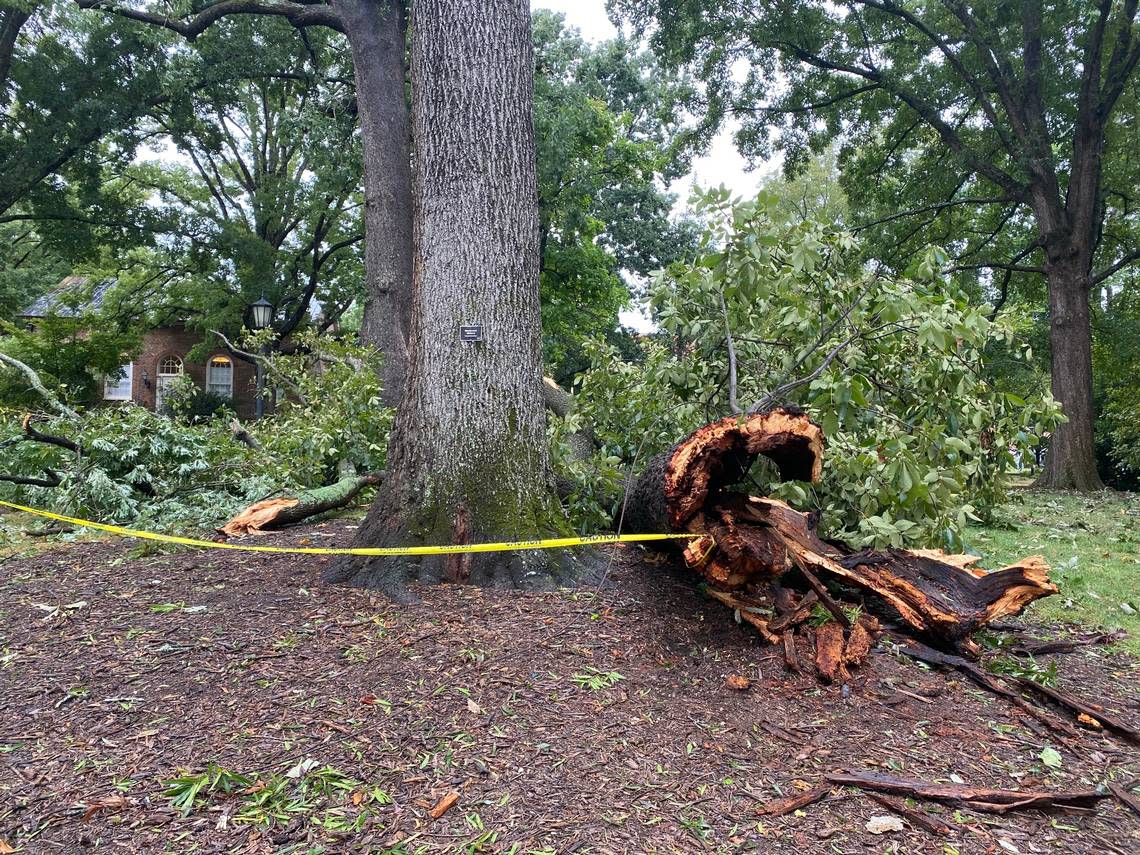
20;277;268;419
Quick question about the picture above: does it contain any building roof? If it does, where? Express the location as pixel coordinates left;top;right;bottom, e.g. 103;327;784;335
19;276;116;319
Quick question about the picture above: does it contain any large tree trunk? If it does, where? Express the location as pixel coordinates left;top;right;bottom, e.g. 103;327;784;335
332;0;414;407
1036;258;1104;490
324;0;587;596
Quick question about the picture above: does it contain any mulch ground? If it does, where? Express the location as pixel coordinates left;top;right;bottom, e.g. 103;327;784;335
1;519;1138;854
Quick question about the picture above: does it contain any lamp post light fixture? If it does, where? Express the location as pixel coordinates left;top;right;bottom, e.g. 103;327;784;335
250;296;274;330
248;296;274;419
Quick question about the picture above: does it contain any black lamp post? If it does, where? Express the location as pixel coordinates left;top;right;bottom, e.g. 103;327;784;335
248;296;274;419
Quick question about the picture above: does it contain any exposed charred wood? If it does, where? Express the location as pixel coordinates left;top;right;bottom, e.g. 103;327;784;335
827;770;1107;813
769;589;818;633
844;621;874;667
782;630;800;672
796;563;850;628
814;621;848;683
219;472;383;536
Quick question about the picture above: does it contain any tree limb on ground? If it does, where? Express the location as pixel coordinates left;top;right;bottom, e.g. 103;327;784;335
219;471;384;536
826;770;1107;814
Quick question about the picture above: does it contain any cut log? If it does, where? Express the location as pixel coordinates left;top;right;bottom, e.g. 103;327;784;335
219;472;383;536
629;408;1056;646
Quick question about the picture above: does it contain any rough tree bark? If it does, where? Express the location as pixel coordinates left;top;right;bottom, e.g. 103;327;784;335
332;0;414;406
1039;257;1102;490
323;0;588;595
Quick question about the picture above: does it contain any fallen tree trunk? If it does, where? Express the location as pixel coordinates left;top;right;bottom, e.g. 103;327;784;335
219;472;383;536
629;409;1056;652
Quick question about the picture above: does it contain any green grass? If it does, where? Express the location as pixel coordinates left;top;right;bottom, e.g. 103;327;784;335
965;489;1140;655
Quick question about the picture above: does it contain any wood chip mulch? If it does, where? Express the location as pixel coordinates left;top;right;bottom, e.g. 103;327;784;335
1;519;1138;853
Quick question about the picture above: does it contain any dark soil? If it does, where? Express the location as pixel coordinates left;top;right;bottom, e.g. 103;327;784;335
1;519;1138;854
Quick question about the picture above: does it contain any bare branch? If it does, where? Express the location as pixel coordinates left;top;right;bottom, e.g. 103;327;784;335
0;352;80;419
719;291;742;416
0;471;61;489
73;0;345;38
1092;248;1140;285
854;195;1013;232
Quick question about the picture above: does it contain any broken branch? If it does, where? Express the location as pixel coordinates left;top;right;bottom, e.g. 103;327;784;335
827;770;1107;813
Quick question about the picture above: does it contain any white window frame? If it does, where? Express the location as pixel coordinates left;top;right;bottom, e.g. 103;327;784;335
206;355;234;399
103;363;133;401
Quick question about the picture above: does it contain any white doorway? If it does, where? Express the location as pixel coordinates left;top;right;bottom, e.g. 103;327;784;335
155;355;184;411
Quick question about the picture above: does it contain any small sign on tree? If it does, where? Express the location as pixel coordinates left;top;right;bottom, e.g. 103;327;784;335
459;324;483;342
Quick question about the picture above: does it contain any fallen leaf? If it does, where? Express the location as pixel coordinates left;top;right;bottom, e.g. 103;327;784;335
865;814;904;834
1039;746;1063;769
285;758;319;779
430;791;460;819
726;674;751;691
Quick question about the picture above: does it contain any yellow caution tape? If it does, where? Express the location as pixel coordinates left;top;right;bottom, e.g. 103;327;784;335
0;498;699;556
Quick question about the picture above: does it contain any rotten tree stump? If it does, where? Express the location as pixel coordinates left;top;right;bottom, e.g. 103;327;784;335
629;409;1056;674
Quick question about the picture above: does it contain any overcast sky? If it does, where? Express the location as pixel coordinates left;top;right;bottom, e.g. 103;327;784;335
531;0;774;207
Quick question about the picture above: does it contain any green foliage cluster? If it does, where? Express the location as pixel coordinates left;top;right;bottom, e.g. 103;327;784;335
0;311;141;405
1095;291;1140;488
532;11;704;376
562;190;1062;548
0;334;390;530
163;760;388;831
254;331;393;486
159;373;233;422
0;402;274;530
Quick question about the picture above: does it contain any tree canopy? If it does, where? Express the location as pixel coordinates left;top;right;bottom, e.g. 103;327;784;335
614;0;1140;489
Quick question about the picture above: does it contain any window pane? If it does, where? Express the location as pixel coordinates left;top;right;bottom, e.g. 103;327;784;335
158;356;183;375
103;364;133;401
207;357;233;398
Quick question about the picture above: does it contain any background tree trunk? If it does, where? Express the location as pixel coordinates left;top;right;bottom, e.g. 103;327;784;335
1037;259;1104;490
324;0;587;595
332;0;414;406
